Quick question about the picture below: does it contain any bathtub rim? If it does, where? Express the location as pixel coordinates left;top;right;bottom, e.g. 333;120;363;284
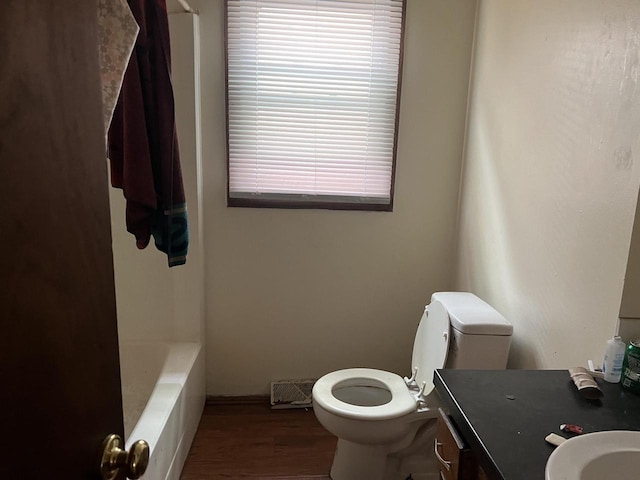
123;341;202;450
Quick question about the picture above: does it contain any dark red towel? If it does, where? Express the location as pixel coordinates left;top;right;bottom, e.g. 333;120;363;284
108;0;188;266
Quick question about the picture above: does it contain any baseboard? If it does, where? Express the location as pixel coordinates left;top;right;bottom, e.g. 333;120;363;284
205;394;270;406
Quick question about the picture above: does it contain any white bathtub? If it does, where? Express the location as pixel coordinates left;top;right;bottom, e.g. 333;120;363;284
119;341;205;480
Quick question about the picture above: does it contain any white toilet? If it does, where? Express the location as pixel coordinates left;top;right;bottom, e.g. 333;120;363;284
312;292;513;480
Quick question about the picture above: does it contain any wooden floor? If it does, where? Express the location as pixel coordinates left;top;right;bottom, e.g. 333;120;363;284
181;402;337;479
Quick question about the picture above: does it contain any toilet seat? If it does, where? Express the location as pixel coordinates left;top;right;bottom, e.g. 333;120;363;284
313;368;416;421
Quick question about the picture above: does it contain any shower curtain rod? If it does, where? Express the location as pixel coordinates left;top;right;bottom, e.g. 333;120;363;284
176;0;196;14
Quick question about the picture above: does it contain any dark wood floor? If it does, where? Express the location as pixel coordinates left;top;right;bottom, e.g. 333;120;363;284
181;402;337;479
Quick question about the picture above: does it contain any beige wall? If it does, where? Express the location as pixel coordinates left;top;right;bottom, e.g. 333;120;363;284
194;0;477;395
456;0;640;369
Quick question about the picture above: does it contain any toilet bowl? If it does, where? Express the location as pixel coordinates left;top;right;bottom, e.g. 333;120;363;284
312;292;513;480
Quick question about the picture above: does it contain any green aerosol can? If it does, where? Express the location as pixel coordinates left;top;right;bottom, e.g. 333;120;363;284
621;339;640;394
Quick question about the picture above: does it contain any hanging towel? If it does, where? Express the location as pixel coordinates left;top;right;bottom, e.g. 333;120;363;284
97;0;139;135
108;0;188;267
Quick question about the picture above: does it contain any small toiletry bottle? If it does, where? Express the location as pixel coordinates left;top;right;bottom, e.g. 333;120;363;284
603;336;626;383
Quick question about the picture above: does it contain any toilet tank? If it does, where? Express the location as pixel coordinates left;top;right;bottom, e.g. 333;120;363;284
434;292;513;370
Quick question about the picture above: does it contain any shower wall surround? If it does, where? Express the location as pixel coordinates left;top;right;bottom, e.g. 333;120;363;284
110;12;204;346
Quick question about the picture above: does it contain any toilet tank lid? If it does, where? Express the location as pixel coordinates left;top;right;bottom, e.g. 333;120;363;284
431;292;513;335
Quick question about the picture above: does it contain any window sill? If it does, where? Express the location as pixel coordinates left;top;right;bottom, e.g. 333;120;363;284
227;194;393;212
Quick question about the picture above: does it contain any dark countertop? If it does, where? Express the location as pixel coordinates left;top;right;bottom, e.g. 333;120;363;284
434;369;640;480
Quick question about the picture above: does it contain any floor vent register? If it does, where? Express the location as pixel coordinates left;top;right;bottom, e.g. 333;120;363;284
270;379;315;409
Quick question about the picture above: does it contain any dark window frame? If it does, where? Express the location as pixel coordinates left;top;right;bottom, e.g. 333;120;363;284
224;0;407;212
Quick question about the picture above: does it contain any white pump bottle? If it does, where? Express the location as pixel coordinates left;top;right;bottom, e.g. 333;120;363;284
603;336;626;383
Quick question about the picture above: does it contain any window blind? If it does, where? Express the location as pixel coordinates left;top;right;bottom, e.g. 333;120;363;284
226;0;405;208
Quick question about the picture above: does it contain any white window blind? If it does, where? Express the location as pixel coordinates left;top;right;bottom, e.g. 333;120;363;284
226;0;405;208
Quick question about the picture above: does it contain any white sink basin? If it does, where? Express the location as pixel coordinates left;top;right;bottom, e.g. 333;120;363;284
545;430;640;480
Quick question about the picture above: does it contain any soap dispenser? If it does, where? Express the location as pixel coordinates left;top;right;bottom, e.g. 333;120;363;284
603;336;626;383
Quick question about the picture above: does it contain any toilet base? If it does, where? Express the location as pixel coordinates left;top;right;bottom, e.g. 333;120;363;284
329;421;440;480
330;440;387;480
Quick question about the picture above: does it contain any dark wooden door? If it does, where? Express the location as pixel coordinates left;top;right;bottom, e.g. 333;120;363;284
0;1;125;479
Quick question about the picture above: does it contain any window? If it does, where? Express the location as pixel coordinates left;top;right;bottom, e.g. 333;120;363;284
225;0;406;210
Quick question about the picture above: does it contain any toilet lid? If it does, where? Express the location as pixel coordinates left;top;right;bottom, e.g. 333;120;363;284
411;299;450;395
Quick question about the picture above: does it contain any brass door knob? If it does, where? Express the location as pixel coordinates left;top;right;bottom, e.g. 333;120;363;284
99;434;149;480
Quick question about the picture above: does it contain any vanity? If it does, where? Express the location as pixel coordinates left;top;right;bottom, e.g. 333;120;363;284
434;369;640;479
